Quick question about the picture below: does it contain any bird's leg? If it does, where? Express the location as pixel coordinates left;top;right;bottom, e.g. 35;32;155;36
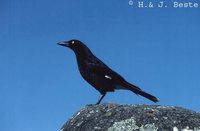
96;93;106;105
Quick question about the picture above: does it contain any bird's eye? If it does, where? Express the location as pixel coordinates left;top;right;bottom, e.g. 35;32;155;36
71;41;75;44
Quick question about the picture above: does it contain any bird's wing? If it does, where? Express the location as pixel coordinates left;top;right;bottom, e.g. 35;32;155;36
87;62;126;83
87;62;142;90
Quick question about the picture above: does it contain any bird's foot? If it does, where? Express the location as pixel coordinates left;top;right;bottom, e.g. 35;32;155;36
86;104;95;107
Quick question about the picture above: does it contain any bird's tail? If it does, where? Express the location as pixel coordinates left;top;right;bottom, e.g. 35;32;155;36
123;82;159;103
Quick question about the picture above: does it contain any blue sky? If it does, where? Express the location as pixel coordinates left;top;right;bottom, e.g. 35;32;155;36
1;0;200;131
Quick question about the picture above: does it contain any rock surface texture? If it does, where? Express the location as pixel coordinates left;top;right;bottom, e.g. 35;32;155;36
61;103;200;131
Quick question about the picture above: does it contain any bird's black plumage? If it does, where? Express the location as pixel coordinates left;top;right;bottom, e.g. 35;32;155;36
58;39;159;104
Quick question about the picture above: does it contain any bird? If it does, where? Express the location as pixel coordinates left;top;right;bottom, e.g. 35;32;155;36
57;39;159;104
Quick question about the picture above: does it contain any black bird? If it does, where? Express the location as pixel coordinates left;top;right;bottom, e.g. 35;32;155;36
58;39;159;104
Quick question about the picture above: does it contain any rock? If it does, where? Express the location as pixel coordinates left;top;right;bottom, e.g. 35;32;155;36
60;103;200;131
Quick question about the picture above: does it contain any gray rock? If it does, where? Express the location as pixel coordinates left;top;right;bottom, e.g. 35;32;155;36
60;103;200;131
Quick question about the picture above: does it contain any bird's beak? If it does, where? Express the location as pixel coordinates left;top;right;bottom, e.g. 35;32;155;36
57;41;69;47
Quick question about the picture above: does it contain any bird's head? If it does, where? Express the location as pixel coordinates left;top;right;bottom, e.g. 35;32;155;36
57;39;83;49
57;39;92;57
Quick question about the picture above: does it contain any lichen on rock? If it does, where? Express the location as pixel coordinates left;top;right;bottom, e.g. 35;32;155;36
61;103;200;131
